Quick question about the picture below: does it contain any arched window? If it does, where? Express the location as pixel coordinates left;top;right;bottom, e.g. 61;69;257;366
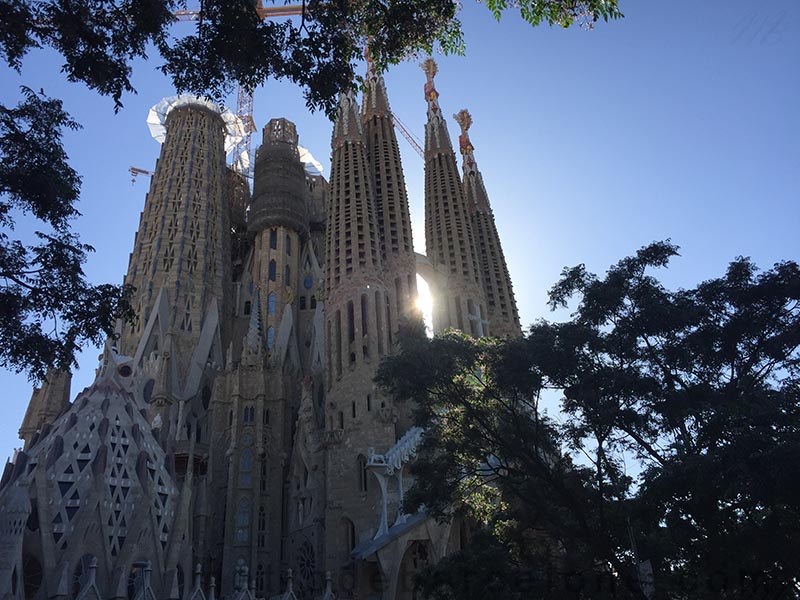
357;455;368;493
286;235;292;256
244;301;251;315
256;564;265;593
299;296;306;310
269;229;277;249
267;327;275;350
257;506;267;548
285;265;290;282
268;260;276;281
239;450;253;487
342;518;356;554
243;404;254;423
235;498;251;542
267;292;276;315
310;296;317;309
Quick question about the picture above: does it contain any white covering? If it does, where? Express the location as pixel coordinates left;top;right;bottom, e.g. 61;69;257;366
297;145;324;176
147;94;246;154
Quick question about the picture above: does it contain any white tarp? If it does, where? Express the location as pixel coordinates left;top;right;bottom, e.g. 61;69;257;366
147;94;246;154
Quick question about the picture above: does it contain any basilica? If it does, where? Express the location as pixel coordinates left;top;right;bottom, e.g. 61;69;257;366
0;58;519;600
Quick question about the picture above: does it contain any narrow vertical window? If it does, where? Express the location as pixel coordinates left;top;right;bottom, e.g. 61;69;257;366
268;260;276;281
286;235;291;256
269;229;277;249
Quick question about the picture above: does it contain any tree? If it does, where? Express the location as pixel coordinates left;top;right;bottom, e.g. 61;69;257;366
0;0;622;381
377;242;800;599
0;88;135;380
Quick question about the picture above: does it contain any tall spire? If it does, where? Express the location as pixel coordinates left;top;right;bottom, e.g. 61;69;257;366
119;96;232;368
362;61;418;334
454;109;521;337
421;58;452;158
421;59;488;336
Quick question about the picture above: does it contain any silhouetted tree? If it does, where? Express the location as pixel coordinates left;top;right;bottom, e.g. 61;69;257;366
377;242;800;599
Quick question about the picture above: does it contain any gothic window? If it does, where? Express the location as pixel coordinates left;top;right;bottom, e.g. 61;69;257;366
257;506;267;548
269;229;277;249
243;405;255;423
285;265;290;282
235;499;251;542
299;296;306;310
260;462;268;492
286;235;291;256
256;565;265;592
310;296;317;310
268;293;276;315
357;455;368;493
263;408;270;426
239;450;253;487
268;260;276;281
267;327;275;350
244;301;251;315
342;518;356;553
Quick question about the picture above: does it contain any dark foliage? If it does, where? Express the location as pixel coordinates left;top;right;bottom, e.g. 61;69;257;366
377;242;800;599
0;88;134;380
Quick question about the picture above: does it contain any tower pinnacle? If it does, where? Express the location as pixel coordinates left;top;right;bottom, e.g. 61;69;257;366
331;92;363;149
454;108;522;337
421;61;487;336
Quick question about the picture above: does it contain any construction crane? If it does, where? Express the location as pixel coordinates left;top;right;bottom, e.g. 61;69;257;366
129;166;155;185
392;114;424;159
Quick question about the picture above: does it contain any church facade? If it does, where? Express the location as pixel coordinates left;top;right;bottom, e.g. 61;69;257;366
0;59;519;600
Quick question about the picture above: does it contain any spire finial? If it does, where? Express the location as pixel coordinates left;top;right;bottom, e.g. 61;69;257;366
421;58;440;114
453;109;477;174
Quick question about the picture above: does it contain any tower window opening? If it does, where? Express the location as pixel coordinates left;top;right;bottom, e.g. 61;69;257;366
347;301;355;344
351;401;356;419
268;260;276;281
367;394;372;412
244;301;251;315
263;408;270;426
360;294;369;359
335;312;343;378
269;229;277;249
338;411;344;429
285;265;290;283
310;296;317;309
299;296;306;310
267;327;275;350
286;235;291;256
374;291;384;355
268;292;276;315
357;455;368;493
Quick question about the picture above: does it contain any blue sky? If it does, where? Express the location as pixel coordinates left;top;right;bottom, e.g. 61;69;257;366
0;0;798;460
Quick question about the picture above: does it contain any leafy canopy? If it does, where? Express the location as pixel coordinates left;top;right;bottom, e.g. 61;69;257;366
377;242;800;599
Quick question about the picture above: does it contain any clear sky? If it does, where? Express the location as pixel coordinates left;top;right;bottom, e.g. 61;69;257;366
0;0;798;461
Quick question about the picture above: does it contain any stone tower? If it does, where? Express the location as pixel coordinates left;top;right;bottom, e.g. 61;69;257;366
323;92;396;594
18;369;71;449
453;109;521;338
421;59;488;336
362;61;418;337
